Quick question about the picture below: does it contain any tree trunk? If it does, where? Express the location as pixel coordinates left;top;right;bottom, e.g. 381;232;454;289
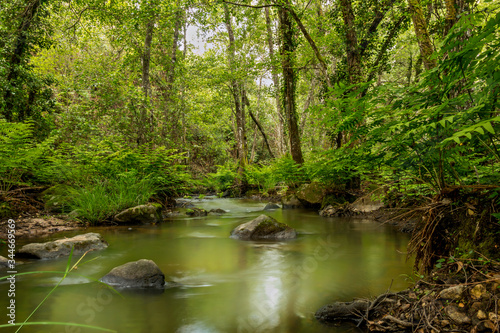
408;0;436;70
3;0;41;122
279;1;304;165
224;4;247;167
142;20;154;100
243;91;275;159
264;7;287;156
443;0;457;36
165;9;183;102
339;0;362;85
286;6;332;89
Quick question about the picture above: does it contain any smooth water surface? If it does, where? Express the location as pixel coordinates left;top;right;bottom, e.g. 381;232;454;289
0;198;413;332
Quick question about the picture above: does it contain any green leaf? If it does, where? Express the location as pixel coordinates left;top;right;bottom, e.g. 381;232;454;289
474;127;484;135
483;122;495;134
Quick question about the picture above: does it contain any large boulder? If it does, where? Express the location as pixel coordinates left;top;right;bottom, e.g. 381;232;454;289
114;204;161;224
100;259;165;288
17;233;108;259
296;183;327;207
281;194;304;209
230;215;296;241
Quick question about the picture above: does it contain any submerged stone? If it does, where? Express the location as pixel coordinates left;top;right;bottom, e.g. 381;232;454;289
100;259;165;289
17;233;108;259
230;214;296;241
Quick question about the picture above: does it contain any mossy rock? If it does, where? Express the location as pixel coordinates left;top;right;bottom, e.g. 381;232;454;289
296;183;327;207
282;194;304;209
321;191;357;209
230;214;296;240
114;204;162;224
186;208;207;217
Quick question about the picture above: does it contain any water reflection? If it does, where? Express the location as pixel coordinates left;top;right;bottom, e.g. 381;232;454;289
0;199;413;333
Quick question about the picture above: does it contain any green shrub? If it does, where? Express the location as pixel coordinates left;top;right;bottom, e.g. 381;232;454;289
68;171;158;225
205;163;239;192
244;163;277;195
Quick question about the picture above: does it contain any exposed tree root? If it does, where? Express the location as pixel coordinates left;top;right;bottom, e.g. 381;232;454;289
316;262;500;332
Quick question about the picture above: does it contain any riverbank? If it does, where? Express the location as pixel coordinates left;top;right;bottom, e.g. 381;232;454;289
0;215;81;239
316;260;500;332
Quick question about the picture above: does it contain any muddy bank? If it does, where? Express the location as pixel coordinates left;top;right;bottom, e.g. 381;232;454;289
317;262;500;332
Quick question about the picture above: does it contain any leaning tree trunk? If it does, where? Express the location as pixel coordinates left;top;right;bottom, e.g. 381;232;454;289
279;1;304;165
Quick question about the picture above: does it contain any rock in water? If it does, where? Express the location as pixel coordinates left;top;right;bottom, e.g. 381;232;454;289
208;208;227;215
230;214;296;240
263;203;280;211
281;194;303;209
0;255;8;267
114;204;161;224
186;208;208;216
17;233;108;259
100;259;165;289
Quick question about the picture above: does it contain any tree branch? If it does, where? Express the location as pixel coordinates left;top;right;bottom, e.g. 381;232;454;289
221;0;281;9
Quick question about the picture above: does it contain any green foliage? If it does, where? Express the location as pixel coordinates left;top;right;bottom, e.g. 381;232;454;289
68;172;158;225
205;163;239;192
0;121;52;191
244;163;276;195
272;155;308;187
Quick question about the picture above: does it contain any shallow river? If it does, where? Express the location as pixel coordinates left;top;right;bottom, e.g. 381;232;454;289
1;198;413;332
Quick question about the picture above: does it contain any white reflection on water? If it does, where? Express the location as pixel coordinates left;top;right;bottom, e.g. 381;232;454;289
239;247;286;332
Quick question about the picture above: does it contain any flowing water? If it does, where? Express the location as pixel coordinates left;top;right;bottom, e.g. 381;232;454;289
1;198;413;333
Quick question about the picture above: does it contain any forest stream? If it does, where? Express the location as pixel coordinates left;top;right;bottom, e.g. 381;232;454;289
0;198;413;333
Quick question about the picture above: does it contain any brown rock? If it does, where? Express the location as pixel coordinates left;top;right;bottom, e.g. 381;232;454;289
477;310;488;320
439;285;465;300
445;305;471;324
471;284;487;300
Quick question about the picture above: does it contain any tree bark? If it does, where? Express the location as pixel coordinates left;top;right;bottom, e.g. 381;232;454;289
279;1;304;165
224;4;247;166
408;0;436;70
286;7;332;89
264;7;287;156
165;9;183;102
142;20;154;100
3;0;41;122
339;0;362;85
443;0;457;36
